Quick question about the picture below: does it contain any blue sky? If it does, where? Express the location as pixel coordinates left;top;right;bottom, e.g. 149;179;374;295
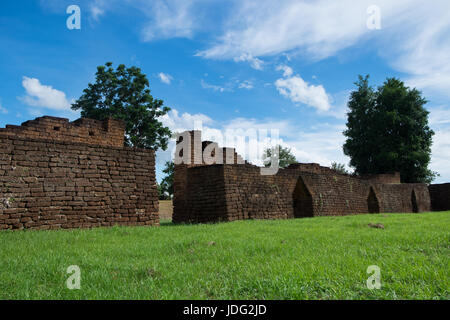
0;0;449;182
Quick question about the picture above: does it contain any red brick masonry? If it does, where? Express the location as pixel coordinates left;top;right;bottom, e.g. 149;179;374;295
173;131;432;223
0;116;159;230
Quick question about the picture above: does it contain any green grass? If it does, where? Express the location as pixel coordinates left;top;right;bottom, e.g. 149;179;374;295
0;212;449;300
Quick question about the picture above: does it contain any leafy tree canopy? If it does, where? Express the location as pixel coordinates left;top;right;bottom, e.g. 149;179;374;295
331;162;352;175
72;62;171;150
159;161;174;200
343;75;436;183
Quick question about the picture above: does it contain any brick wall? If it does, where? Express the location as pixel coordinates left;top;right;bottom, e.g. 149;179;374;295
173;165;228;223
173;130;432;224
360;172;401;184
372;183;430;213
0;117;158;230
429;183;450;211
0;116;125;148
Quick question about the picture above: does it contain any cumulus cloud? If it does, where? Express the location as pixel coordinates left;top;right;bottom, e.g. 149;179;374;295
158;72;173;84
430;128;450;183
157;106;449;182
156;108;215;174
156;108;349;175
159;109;214;133
275;74;331;111
276;65;293;77
20;77;73;111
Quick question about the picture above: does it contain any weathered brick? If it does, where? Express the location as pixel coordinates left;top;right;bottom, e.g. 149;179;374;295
173;130;431;224
0;116;159;230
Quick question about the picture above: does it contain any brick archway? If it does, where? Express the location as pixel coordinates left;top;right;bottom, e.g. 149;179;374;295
367;187;380;213
412;190;419;213
293;177;313;218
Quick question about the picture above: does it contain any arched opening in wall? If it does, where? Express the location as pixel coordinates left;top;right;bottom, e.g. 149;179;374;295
411;190;419;213
293;177;313;218
367;187;380;213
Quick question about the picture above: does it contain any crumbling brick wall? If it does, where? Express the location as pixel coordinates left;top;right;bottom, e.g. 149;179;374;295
0;117;158;230
372;183;430;213
360;172;401;184
429;183;450;211
0;116;125;148
173;165;228;223
173;130;431;224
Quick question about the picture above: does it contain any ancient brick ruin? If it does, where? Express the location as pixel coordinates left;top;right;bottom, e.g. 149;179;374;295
0;116;158;230
173;130;432;224
0;116;446;231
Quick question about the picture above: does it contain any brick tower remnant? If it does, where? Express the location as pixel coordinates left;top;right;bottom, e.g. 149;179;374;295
172;130;432;224
0;116;159;230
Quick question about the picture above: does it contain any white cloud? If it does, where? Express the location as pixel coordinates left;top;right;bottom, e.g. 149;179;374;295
224;117;295;138
156;108;348;173
156;108;450;183
198;0;376;60
60;1;449;97
430;127;450;183
238;80;254;90
429;107;450;126
158;72;173;84
137;0;200;41
275;74;331;111
380;2;450;98
195;0;450;98
20;77;73;111
159;109;214;134
233;53;264;70
286;123;348;166
276;65;293;77
156;108;215;171
200;79;232;92
428;106;450;183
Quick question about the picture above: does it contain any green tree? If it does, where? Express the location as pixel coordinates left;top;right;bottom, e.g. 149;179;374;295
159;161;174;199
157;183;167;200
71;62;171;150
331;162;351;175
263;145;297;168
343;75;436;183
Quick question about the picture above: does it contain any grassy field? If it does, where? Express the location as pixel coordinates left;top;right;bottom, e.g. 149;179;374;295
0;211;448;300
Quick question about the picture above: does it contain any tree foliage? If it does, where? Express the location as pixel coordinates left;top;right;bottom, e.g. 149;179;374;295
331;162;351;175
159;161;174;200
263;145;297;168
71;62;171;150
343;75;436;183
